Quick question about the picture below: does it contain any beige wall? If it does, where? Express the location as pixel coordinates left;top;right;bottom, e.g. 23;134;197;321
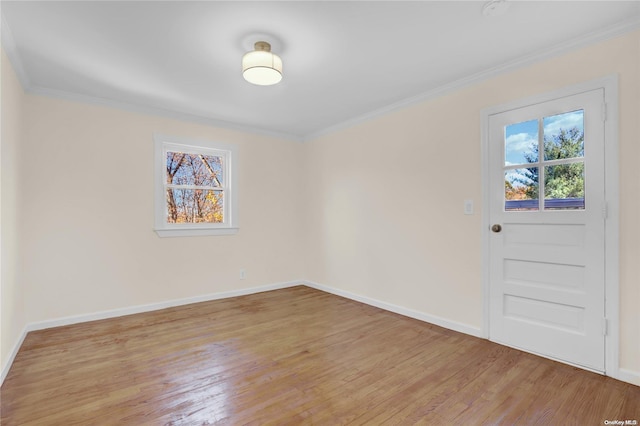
1;50;26;372
20;96;306;324
304;30;640;375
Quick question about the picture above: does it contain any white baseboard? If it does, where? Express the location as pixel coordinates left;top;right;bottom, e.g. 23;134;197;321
4;280;638;389
1;325;28;385
26;281;302;332
303;281;640;387
302;280;483;338
0;280;302;386
615;368;640;387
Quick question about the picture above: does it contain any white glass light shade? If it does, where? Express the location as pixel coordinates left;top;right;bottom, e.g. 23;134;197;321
242;42;283;86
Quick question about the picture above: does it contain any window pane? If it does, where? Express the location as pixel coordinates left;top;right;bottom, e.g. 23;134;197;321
166;189;224;223
542;110;584;161
166;152;223;187
544;163;585;210
505;119;538;166
505;168;539;211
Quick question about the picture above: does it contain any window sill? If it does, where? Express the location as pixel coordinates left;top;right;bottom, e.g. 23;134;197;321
154;227;239;238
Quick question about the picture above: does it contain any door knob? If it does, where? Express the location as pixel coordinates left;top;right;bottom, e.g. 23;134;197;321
491;224;502;233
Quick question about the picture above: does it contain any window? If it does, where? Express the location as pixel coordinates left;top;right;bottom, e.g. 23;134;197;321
503;110;585;211
154;134;238;237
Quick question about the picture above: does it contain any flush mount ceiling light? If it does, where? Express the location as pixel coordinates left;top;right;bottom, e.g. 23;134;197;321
242;41;283;86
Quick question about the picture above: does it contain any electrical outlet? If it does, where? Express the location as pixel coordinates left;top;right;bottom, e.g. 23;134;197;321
240;269;246;280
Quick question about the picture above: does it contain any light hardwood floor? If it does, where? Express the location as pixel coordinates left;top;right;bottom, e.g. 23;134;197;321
1;286;638;425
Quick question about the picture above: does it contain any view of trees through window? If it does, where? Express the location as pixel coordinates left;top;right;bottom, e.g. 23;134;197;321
504;110;585;211
165;152;224;223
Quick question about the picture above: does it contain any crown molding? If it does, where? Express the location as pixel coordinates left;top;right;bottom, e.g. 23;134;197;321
1;10;302;143
1;13;30;89
26;84;303;142
302;15;640;142
2;10;639;144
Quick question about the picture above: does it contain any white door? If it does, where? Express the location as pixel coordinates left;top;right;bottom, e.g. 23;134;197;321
488;89;606;372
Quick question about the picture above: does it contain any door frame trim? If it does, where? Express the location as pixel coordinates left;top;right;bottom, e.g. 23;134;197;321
480;75;620;378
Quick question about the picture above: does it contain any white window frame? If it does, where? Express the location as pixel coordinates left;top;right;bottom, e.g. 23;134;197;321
154;134;238;237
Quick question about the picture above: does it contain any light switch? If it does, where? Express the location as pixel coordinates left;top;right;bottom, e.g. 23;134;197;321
464;199;474;215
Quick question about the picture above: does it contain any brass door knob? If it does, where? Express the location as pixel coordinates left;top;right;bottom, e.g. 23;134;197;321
491;224;502;233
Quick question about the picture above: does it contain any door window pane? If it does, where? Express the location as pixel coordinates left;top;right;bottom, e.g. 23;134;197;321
505;168;539;211
544;163;585;210
542;110;584;161
505;119;538;166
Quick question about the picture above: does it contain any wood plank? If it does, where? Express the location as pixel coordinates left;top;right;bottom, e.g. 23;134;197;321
1;286;638;425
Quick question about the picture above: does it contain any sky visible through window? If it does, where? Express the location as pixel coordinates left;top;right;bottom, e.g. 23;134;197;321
505;110;584;166
503;109;586;210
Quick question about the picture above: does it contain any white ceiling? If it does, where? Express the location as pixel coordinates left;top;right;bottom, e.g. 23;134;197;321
2;1;639;141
